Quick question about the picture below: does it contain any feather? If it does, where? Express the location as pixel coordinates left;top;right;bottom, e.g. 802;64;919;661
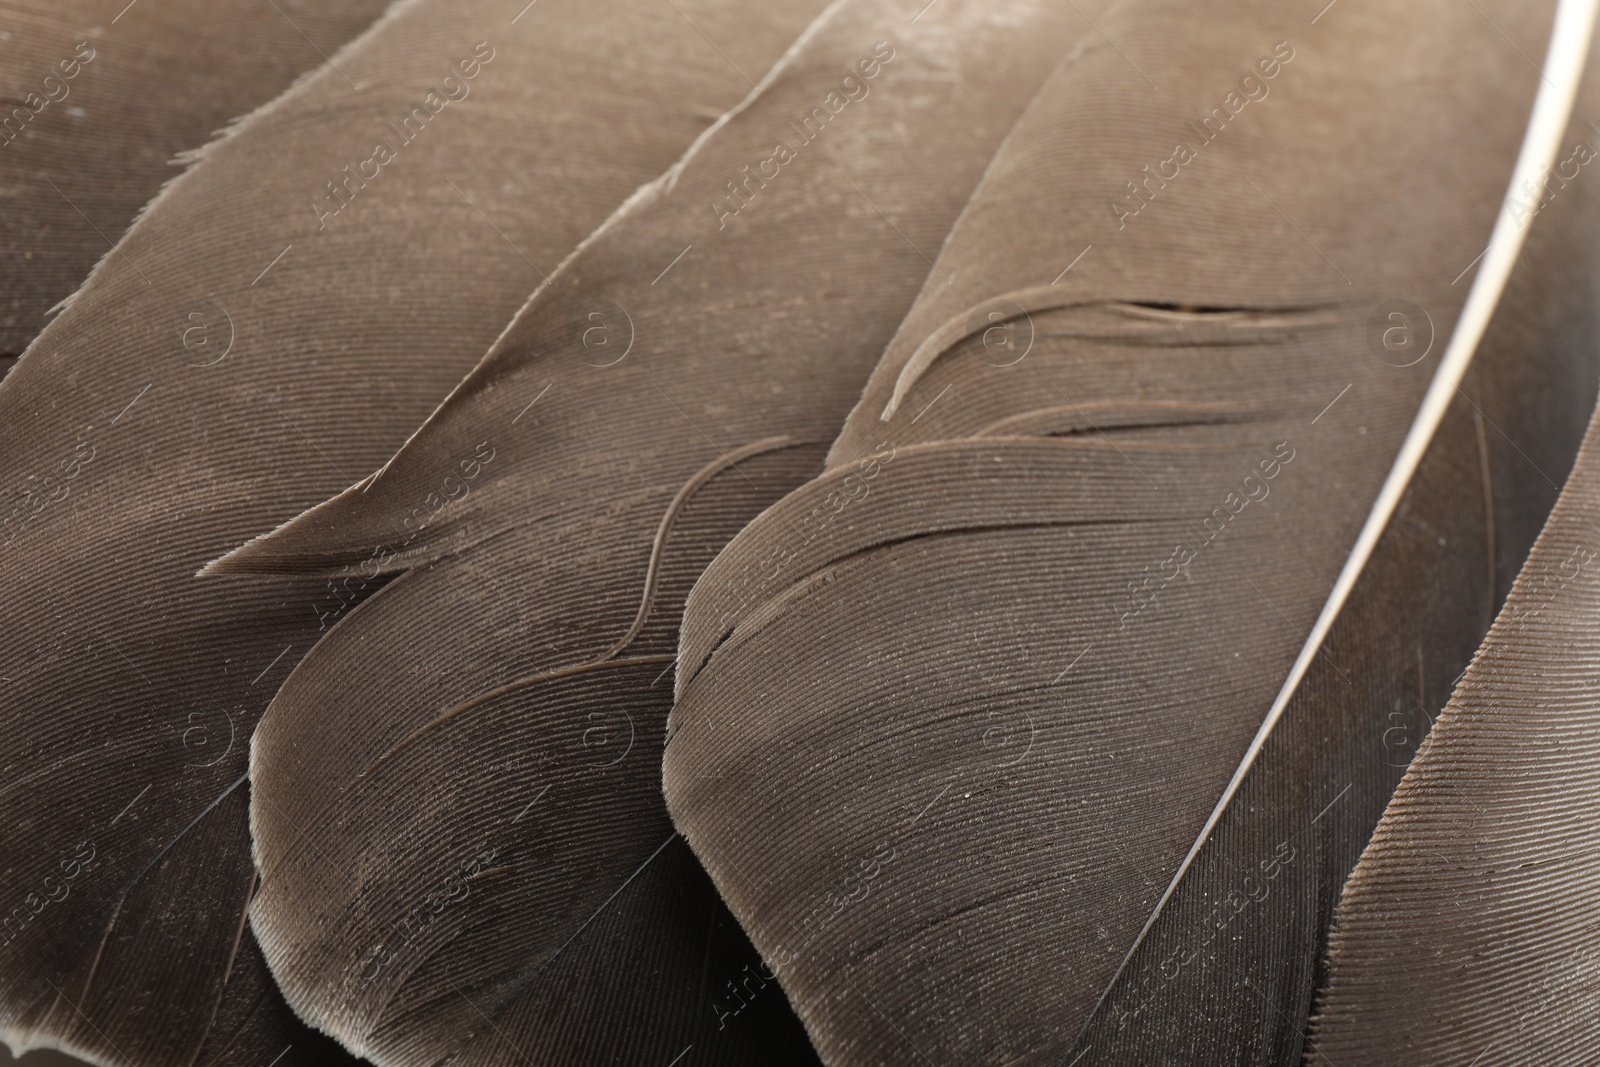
1067;17;1600;1063
0;0;821;1062
663;1;1595;1062
1311;110;1600;1067
1;1044;96;1066
205;0;1105;1061
0;0;390;361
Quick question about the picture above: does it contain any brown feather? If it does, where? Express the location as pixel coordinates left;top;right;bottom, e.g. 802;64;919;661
1312;65;1600;1064
1070;21;1600;1059
207;0;1105;1062
0;0;820;1062
0;0;390;361
665;1;1580;1062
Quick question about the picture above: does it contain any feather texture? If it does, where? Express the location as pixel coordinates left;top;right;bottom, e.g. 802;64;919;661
1068;16;1600;1061
1;1045;95;1066
1312;453;1600;1067
1311;86;1600;1067
206;0;1104;1061
0;0;390;360
664;1;1586;1062
0;0;820;1062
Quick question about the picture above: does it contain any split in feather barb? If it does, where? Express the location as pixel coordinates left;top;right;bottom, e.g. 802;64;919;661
665;1;1595;1063
208;0;1108;1062
0;0;815;1062
0;0;389;363
1311;41;1600;1067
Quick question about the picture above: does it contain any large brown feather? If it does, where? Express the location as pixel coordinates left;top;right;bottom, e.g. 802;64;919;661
207;0;1103;1062
665;1;1580;1062
1070;19;1600;1061
1311;81;1600;1067
0;0;820;1062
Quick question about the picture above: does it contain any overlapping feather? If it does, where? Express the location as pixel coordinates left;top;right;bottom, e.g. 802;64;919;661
663;1;1588;1062
0;0;821;1062
0;0;389;363
6;1;1594;1064
1312;74;1600;1064
1072;13;1600;1060
206;0;1108;1062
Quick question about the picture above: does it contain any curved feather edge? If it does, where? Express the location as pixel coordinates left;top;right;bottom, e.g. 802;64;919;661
231;2;1106;1063
666;2;1579;1062
1074;0;1600;1031
201;0;856;581
25;0;417;342
0;0;397;363
0;0;819;1062
1307;422;1600;1062
1307;27;1600;1062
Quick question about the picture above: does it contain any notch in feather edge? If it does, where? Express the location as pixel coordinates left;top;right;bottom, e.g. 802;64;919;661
1066;0;1600;1039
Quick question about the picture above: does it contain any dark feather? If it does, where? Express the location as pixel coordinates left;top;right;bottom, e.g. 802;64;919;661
1312;462;1600;1067
206;0;1104;1061
0;0;816;1062
0;0;389;362
1071;18;1600;1062
664;1;1586;1062
1311;66;1600;1066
